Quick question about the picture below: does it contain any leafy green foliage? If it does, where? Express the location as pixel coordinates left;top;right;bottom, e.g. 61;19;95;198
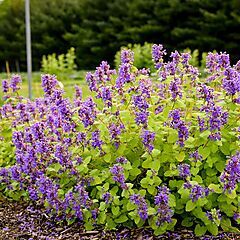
41;48;77;80
0;47;240;236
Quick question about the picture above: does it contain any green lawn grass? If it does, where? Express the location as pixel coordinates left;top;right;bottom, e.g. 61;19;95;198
0;71;91;100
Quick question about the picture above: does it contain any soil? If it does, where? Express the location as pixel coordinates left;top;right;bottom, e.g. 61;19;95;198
0;201;239;240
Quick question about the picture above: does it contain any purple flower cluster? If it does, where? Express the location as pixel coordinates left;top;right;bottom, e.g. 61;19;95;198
206;52;230;73
95;61;116;83
220;152;240;193
222;67;240;96
102;192;112;204
169;109;189;147
116;156;127;164
197;84;214;103
116;50;134;89
178;163;191;179
184;183;210;202
141;130;155;152
199;101;228;140
130;194;148;220
91;130;103;150
121;49;134;64
152;44;166;69
154;186;173;226
41;74;58;96
108;123;125;148
189;150;202;162
208;104;228;140
110;164;127;189
78;97;97;128
97;86;112;107
206;209;221;222
132;94;149;126
2;80;9;93
10;74;22;92
169;77;182;100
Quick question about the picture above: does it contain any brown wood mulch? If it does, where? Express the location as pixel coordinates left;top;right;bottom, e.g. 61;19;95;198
0;201;239;240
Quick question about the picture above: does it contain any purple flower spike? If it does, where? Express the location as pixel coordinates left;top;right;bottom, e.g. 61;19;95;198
178;164;191;179
141;130;155;152
121;49;134;64
110;164;127;189
130;194;148;220
220;152;240;193
2;80;9;93
152;44;166;69
10;74;22;92
154;186;173;226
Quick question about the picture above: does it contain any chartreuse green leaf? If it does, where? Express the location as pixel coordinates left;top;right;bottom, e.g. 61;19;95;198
106;218;116;229
186;200;196;211
112;206;120;216
176;152;185;162
198;146;211;160
115;214;128;223
220;217;231;232
167;130;178;143
152;148;161;157
182;217;193;227
208;184;222;194
98;212;106;224
206;223;218;235
194;224;207;236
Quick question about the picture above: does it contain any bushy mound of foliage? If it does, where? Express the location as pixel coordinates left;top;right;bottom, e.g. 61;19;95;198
114;43;208;73
0;45;240;236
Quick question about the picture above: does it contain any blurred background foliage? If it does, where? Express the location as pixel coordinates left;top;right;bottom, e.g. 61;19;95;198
0;0;239;71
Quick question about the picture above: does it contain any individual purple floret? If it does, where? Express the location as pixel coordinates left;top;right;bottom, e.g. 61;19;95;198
102;192;112;204
152;44;166;69
190;150;203;162
110;164;127;189
116;156;127;164
206;209;221;222
75;85;82;99
130;194;148;220
233;212;240;221
220;151;240;193
178;163;191;179
2;80;9;93
141;130;155;152
154;186;173;226
86;72;98;92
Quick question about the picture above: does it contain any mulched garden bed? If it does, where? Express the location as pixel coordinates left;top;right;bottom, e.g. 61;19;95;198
0;201;239;240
